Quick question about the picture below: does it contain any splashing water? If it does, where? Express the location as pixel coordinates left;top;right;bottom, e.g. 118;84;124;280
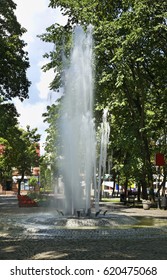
60;25;97;215
96;108;110;211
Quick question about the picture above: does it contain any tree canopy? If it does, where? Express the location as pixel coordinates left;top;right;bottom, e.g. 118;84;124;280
0;0;30;101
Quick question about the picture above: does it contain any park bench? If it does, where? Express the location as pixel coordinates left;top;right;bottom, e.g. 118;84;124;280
120;194;142;207
127;195;136;206
17;195;38;207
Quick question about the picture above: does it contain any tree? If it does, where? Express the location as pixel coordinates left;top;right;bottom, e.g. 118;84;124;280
40;0;167;198
0;101;19;187
0;101;19;139
12;126;40;195
0;0;30;101
0;109;41;194
0;137;12;186
92;0;167;198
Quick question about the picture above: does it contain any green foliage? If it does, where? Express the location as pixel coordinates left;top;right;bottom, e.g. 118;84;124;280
13;126;41;175
0;0;30;101
0;101;19;178
42;102;61;169
0;122;41;190
29;176;38;187
0;137;11;173
39;159;52;190
40;102;62;190
0;101;19;141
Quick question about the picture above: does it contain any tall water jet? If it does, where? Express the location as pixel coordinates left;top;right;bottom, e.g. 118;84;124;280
60;25;97;215
96;108;110;211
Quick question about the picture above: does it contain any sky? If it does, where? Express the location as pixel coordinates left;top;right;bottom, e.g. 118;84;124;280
13;0;67;153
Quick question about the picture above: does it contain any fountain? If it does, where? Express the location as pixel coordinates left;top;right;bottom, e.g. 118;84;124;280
95;108;110;211
59;25;97;215
1;26;166;259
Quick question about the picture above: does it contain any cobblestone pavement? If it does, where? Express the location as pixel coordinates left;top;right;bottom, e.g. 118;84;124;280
0;194;167;260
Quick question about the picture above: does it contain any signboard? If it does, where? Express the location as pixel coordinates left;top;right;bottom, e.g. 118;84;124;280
155;153;165;166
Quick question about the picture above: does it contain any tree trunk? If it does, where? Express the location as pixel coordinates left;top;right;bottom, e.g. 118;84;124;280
140;178;148;199
137;182;141;201
162;166;167;196
124;177;128;200
18;171;24;195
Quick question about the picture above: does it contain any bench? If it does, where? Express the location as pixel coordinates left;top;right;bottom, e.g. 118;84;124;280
128;195;136;204
120;194;142;207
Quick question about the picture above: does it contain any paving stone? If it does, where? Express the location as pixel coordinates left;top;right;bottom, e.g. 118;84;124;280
0;195;167;259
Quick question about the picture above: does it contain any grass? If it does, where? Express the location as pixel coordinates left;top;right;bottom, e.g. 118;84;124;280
101;197;120;203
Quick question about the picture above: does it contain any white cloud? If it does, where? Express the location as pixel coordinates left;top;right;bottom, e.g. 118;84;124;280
15;99;47;130
14;0;48;27
14;0;67;40
14;0;47;45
